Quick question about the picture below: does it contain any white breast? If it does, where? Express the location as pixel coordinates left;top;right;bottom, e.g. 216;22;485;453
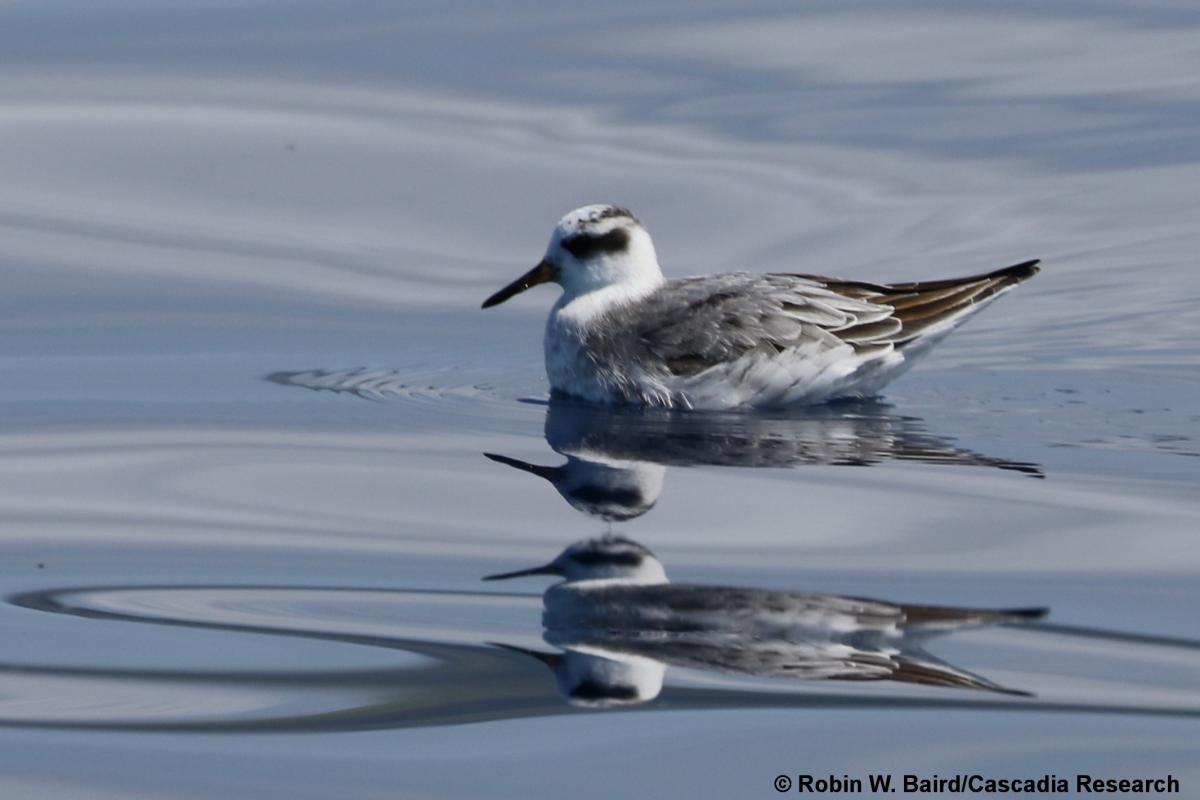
543;303;604;402
543;287;650;404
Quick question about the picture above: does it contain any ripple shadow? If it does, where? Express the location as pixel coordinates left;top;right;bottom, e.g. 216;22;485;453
3;580;1197;733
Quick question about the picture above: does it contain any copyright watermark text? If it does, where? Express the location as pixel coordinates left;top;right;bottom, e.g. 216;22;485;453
773;773;1180;794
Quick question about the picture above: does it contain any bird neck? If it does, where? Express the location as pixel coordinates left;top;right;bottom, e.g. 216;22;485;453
553;273;664;329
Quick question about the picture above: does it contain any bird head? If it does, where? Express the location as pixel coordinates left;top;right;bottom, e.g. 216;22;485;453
492;642;665;708
483;535;669;585
482;205;662;308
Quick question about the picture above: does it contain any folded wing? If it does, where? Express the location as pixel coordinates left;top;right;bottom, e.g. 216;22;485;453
630;261;1040;377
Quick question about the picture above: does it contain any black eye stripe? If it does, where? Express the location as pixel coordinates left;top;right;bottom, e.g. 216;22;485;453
569;681;640;701
561;228;630;260
571;486;645;508
570;549;643;567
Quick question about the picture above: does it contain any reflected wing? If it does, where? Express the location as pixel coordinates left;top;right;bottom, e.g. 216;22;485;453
544;585;906;636
543;398;1044;477
551;633;1025;694
885;657;1031;695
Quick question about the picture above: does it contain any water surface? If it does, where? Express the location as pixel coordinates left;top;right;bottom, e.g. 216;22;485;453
2;1;1198;797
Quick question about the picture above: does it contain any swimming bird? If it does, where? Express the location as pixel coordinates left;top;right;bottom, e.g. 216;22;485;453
484;536;1046;706
482;399;1042;522
482;205;1039;409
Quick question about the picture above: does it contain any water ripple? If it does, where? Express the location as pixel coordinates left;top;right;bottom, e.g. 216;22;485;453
2;584;1196;732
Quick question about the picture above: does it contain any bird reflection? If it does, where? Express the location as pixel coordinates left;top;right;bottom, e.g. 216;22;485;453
486;399;1042;522
484;452;663;522
485;536;1046;708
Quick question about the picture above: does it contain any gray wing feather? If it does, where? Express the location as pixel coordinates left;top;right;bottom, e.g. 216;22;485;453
574;262;1038;409
614;274;891;377
590;261;1040;379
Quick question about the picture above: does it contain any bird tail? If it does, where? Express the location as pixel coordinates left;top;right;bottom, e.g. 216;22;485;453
900;604;1049;630
889;657;1034;696
813;259;1040;354
880;260;1041;345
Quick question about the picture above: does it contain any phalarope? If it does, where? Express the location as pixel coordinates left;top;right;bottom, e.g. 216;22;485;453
483;401;1043;522
485;536;1045;706
482;205;1039;410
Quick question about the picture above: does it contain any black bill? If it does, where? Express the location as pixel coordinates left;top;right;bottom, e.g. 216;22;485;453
482;562;560;581
481;259;558;308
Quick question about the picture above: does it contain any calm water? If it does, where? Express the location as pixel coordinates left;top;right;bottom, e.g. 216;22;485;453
2;2;1199;797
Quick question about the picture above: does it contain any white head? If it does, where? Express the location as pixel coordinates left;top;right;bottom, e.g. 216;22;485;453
492;641;665;708
481;205;663;308
483;452;665;522
483;535;669;585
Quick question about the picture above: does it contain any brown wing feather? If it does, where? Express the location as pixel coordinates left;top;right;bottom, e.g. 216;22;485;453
887;660;1029;695
804;260;1040;347
620;261;1039;377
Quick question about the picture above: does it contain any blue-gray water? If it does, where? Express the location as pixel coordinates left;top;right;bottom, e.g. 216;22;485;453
2;2;1198;797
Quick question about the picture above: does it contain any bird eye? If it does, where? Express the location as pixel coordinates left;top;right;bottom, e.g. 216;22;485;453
570;549;642;567
562;229;630;260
